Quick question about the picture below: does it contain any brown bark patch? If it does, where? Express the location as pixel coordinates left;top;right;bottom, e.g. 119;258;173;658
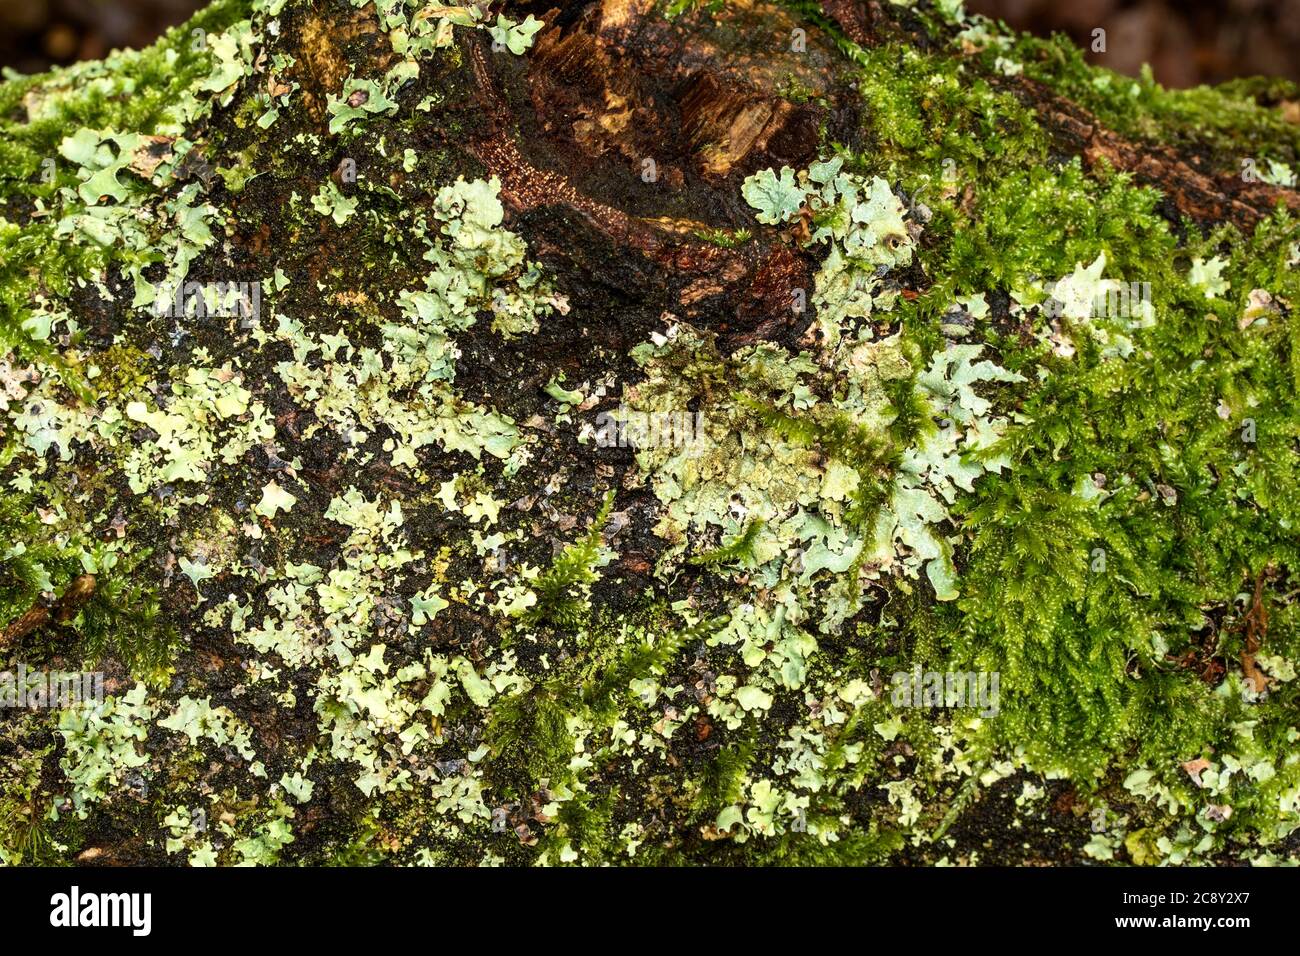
1018;76;1300;230
463;4;846;350
293;5;389;120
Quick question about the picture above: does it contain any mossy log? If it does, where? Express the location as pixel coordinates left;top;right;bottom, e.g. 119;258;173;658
2;0;1300;866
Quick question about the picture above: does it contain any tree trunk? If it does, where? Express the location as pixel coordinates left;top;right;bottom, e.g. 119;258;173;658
1;0;1299;867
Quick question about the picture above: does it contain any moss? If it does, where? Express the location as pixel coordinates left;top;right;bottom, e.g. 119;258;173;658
524;491;615;631
0;0;251;359
1009;30;1300;166
692;226;754;248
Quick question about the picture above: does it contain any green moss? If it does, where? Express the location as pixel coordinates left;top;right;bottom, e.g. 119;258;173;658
1008;30;1300;167
525;491;615;631
692;226;753;248
0;0;251;360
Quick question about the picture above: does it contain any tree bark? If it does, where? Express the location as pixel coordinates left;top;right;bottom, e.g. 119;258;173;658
3;0;1300;868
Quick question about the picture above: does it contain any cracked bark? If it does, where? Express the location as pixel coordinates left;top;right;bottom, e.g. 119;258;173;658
332;0;1298;361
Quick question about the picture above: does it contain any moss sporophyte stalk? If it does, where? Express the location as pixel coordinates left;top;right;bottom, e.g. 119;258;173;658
1;0;1299;866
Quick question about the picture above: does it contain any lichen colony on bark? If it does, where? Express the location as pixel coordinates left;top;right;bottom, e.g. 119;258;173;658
1;0;1300;866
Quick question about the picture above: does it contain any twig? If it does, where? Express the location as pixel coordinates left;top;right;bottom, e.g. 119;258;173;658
0;574;96;649
1236;567;1273;694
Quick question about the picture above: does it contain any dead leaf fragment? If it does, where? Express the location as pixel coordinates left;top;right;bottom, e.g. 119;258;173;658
129;135;175;179
1181;757;1211;787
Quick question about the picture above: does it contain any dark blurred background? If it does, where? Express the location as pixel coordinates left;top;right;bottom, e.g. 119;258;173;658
0;0;1296;87
0;0;201;71
969;0;1300;87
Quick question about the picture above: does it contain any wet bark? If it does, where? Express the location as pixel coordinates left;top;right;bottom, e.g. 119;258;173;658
307;0;1297;358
